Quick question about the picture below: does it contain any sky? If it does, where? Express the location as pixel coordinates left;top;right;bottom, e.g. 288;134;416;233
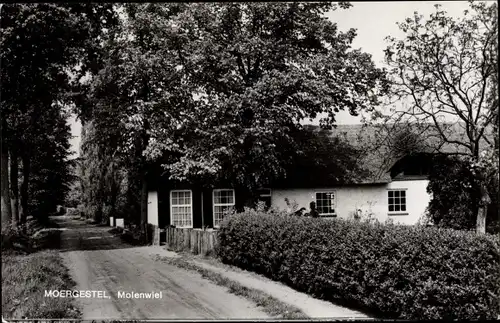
68;1;475;157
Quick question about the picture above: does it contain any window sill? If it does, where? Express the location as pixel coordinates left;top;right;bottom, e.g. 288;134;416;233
388;212;409;216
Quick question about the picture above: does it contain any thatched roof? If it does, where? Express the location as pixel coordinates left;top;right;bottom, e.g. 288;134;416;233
301;122;495;185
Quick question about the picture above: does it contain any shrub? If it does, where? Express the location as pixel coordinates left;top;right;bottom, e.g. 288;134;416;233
1;224;31;254
216;211;500;320
426;155;499;233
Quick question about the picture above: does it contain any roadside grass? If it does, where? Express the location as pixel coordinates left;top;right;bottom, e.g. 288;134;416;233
155;254;307;319
1;250;81;319
1;217;81;319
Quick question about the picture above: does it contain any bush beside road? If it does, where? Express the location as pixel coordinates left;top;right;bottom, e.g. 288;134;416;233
216;211;500;320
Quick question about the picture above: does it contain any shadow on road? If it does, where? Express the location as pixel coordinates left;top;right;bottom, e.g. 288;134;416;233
50;216;141;252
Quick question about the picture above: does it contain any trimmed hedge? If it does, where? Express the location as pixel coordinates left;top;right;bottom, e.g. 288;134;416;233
215;211;500;320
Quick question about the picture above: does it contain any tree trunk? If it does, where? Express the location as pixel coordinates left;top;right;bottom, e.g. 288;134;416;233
109;174;118;224
139;116;150;244
1;143;12;228
95;164;107;224
476;180;491;235
140;170;148;244
10;150;19;225
19;154;31;231
476;205;487;234
125;170;135;226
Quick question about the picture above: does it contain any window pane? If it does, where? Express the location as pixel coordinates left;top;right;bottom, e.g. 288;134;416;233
172;191;191;206
388;190;407;212
214;205;230;227
172;204;192;227
316;191;335;214
213;190;235;207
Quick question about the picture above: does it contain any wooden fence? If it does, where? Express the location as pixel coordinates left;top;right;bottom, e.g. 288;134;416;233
165;227;218;256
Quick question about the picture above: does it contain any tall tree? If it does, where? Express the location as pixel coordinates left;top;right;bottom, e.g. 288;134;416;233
0;4;118;228
84;3;387;236
381;1;498;234
29;106;74;222
86;3;194;239
1;127;12;227
142;3;388;195
9;144;21;225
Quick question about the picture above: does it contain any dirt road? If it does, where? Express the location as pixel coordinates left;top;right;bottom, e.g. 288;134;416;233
54;216;268;320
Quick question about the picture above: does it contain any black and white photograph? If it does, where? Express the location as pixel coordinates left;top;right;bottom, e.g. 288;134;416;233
1;1;499;321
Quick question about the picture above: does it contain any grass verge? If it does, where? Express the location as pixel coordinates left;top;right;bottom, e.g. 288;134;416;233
2;218;62;255
155;254;307;319
2;250;81;319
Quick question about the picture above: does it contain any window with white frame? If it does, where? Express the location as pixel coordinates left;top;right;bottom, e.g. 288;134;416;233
315;191;336;216
213;189;235;227
170;190;193;228
388;189;407;213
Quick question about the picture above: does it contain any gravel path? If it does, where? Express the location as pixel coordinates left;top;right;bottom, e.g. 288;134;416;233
54;216;269;320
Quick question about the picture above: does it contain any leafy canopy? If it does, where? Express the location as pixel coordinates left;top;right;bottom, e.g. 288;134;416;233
131;3;388;189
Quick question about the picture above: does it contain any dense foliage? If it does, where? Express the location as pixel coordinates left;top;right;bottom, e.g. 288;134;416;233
78;122;132;225
427;155;499;233
216;212;500;320
76;2;386;231
1;3;117;229
28;108;75;222
146;3;387;191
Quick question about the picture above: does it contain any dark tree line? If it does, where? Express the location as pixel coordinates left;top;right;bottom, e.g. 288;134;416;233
1;4;117;231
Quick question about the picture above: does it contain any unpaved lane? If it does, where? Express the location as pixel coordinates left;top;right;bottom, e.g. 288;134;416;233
54;216;268;320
